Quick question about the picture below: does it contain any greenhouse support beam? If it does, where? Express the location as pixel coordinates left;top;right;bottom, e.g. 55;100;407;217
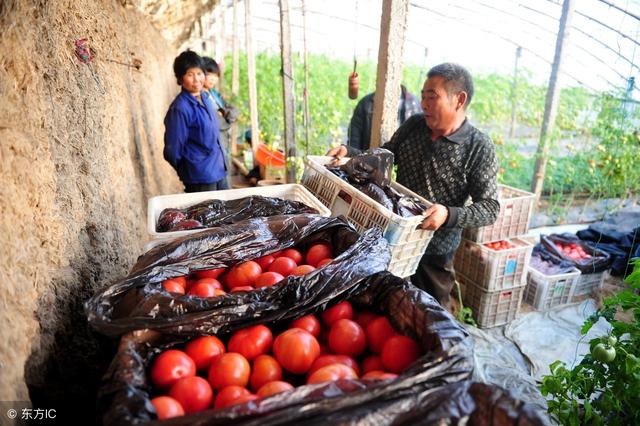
532;0;575;200
371;0;409;148
245;0;260;163
231;0;240;156
279;0;297;183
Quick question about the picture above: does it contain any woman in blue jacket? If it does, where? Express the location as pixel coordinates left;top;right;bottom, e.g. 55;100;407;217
163;50;229;192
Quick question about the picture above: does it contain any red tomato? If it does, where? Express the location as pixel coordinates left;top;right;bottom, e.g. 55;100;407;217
169;376;213;414
150;396;184;419
187;282;224;298
255;272;285;288
278;248;303;264
321;301;353;326
316;258;333;267
213;385;250;410
162;279;185;294
234;393;258;406
308;354;361;376
255;255;276;271
307;363;358;384
292;265;316;276
151;349;196;389
256;381;294;398
361;355;385;374
362;370;398;380
381;336;419;374
208;353;251;390
228;325;273;361
195;268;225;279
226;261;262;289
268;257;297;277
305;242;334;267
353;311;379;329
273;328;320;374
290;314;321;337
250;354;282;392
328;319;367;357
185;335;226;371
171;276;187;287
231;286;254;292
366;317;398;354
184;279;197;292
193;277;222;289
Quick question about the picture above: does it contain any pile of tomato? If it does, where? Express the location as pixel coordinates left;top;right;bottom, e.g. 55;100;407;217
148;299;421;419
160;242;335;297
554;241;592;261
483;240;514;251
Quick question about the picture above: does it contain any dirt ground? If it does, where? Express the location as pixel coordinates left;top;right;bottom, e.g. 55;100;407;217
0;0;183;418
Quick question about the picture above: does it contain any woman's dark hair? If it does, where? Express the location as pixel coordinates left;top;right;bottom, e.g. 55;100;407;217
173;50;204;85
202;56;220;76
427;63;474;108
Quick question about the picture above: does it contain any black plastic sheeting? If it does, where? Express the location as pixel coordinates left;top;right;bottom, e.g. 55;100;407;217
540;233;612;274
156;196;319;232
327;149;428;217
576;215;640;277
98;272;481;426
529;244;578;275
85;215;390;337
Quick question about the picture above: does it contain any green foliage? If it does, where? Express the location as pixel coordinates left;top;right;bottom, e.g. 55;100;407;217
540;258;640;425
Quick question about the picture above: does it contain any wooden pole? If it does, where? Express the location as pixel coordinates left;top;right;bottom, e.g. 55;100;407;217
245;0;260;164
509;46;521;139
531;0;574;199
370;0;409;148
279;0;296;183
302;0;311;155
231;0;240;156
218;2;227;91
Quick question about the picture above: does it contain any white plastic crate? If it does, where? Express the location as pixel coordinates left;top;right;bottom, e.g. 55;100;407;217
148;184;331;240
454;237;534;292
463;184;535;243
301;155;433;277
525;266;580;310
457;273;525;328
571;270;606;298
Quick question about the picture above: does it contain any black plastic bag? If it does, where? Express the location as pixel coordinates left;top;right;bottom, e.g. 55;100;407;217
97;272;475;426
157;196;319;232
338;148;394;187
85;215;390;337
577;225;640;277
540;233;612;274
529;244;577;275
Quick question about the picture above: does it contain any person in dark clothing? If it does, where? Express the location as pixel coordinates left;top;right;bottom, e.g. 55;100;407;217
329;64;499;306
347;85;423;151
202;56;239;167
164;50;229;193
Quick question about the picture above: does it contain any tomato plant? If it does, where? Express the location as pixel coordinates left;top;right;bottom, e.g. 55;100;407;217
540;259;640;425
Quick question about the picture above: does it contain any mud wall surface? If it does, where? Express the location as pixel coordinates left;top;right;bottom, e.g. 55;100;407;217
0;0;184;419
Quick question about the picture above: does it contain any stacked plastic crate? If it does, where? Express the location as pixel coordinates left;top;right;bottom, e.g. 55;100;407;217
454;185;535;328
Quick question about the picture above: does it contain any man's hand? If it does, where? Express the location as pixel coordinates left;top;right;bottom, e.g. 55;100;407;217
420;204;449;231
326;145;348;158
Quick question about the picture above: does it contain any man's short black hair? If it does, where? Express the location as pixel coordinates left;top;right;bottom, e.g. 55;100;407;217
427;63;474;108
173;50;204;85
202;56;220;76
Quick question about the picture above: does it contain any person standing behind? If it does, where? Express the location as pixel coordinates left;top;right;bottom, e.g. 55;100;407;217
164;50;229;193
202;57;238;164
328;63;499;307
347;84;422;151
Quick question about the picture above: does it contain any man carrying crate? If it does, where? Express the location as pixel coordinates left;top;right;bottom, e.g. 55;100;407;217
327;63;499;308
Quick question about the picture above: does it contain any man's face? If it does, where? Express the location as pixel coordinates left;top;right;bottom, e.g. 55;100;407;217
204;72;220;90
421;76;462;132
181;67;205;95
